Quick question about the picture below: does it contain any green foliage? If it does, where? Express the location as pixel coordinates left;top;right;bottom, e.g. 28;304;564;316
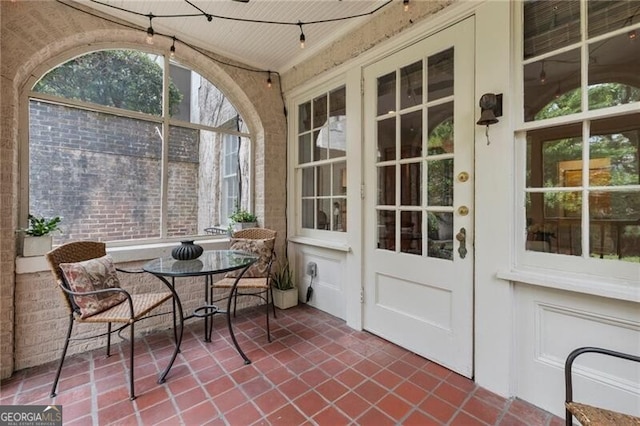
22;214;62;236
229;207;257;223
34;50;183;116
271;259;295;290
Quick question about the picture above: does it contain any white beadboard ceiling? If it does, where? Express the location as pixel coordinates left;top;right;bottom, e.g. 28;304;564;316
73;0;392;73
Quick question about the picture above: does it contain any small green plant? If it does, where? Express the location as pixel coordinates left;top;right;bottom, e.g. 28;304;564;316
271;259;295;291
21;214;62;236
229;207;257;223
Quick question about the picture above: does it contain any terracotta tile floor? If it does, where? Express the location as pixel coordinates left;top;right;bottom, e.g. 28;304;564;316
1;304;563;425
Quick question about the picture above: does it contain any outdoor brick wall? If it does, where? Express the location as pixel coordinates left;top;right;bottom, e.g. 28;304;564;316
29;101;200;243
2;0;286;379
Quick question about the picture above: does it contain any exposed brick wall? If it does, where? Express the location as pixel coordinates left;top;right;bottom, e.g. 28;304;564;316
2;0;287;378
29;101;202;243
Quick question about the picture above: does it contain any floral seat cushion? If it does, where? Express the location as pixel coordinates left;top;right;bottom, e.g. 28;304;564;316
226;238;275;278
59;255;127;319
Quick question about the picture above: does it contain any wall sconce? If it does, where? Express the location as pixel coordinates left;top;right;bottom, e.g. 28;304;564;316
476;93;503;145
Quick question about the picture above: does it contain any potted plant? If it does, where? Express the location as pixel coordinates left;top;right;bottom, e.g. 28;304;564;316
19;214;62;257
270;259;298;309
229;207;258;231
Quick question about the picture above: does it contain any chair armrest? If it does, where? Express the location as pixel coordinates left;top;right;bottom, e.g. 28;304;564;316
565;347;640;426
116;267;145;274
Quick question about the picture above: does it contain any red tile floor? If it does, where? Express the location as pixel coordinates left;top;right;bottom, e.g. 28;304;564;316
1;305;563;425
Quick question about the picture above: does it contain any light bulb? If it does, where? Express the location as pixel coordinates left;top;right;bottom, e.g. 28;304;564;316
267;75;272;88
629;30;637;41
299;33;305;49
146;27;154;45
403;0;409;12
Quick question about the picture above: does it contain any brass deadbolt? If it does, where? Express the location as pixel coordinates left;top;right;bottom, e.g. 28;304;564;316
458;172;469;182
458;206;469;216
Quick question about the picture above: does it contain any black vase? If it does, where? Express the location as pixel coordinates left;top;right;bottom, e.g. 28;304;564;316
171;240;203;260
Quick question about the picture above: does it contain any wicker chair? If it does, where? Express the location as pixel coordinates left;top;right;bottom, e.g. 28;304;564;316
211;228;277;342
565;347;640;425
46;241;175;400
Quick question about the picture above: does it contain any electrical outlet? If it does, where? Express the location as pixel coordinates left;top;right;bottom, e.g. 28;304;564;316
306;262;317;277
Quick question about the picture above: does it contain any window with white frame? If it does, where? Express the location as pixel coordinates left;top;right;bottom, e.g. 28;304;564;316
519;1;640;274
297;86;347;232
27;49;251;245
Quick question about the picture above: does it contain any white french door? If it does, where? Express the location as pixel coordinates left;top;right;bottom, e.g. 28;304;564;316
363;18;475;377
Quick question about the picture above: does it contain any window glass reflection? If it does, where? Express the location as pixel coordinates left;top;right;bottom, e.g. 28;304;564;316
378;210;396;251
427;212;453;260
523;0;580;60
401;163;421;206
377;165;395;205
377;72;396;116
400;210;422;255
427;159;453;206
401;111;422;159
377;118;396;161
401;61;423;109
589;114;639;187
427;103;454;155
428;48;454;100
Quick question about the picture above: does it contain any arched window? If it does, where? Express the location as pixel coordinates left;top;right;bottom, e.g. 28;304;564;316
28;49;251;245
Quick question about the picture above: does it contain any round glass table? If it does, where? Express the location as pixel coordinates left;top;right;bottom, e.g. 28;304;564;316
144;250;258;366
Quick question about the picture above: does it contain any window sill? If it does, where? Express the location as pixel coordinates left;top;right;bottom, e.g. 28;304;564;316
288;236;351;252
15;239;231;274
496;268;640;303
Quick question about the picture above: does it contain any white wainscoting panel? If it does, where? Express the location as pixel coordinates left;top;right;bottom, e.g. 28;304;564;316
515;284;640;419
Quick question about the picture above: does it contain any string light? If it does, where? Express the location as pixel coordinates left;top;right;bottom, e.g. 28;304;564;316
170;37;176;58
146;15;155;45
298;22;306;49
629;29;637;41
266;71;272;88
539;61;546;85
403;0;409;12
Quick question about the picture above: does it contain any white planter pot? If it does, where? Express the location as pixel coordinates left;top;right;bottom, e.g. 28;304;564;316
233;222;257;231
272;287;298;309
22;235;53;257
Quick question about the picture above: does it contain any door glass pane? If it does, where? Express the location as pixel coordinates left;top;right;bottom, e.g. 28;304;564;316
401;110;422;159
401;163;421;206
377;166;395;205
523;0;581;60
377;118;396;161
427;102;454;155
299;102;311;132
523;49;581;122
588;33;640;111
427;212;453;260
313;94;327;128
401;61;423;109
377;72;396;116
427;159;453;206
428;48;454;100
299;133;311;164
589;114;639;186
377;210;396;251
401;210;422;255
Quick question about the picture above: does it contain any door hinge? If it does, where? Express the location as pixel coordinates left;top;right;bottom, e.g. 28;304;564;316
360;287;364;303
361;77;365;96
360;184;365;199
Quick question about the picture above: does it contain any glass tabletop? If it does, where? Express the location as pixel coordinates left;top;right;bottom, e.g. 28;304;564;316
143;250;258;277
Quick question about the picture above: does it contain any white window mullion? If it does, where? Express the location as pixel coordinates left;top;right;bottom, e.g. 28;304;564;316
161;56;171;238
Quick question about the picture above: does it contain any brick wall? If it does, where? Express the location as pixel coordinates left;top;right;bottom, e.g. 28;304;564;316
29;101;202;243
2;0;287;378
